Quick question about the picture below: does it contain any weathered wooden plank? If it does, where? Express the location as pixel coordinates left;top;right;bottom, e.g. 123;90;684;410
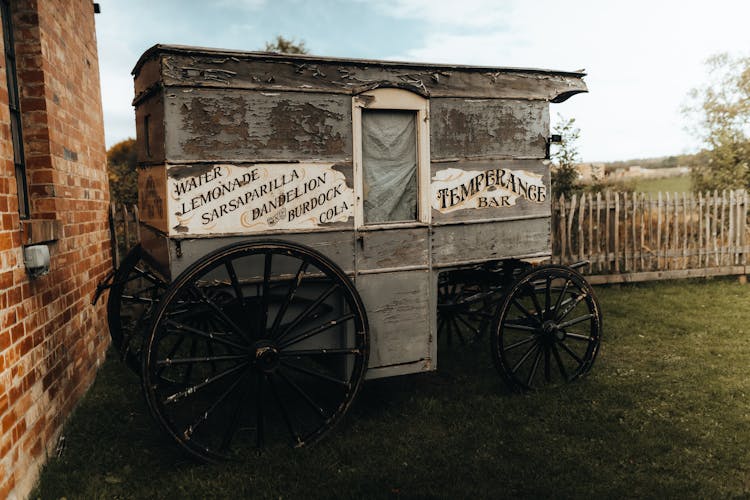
567;194;576;265
356;227;429;272
429;159;550;224
431;217;551;266
596;192;604;272
110;203;120;266
122;204;131;249
356;270;432;370
559;194;567;264
578;192;585;265
138;223;171;279
672;193;680;269
135;47;587;102
585;265;747;285
170;230;356;278
588;193;594;272
613;192;620;272
164;89;352;162
656;192;662;270
134;92;166;165
133;205;142;244
137;164;169;233
430;98;548;160
698;192;703;267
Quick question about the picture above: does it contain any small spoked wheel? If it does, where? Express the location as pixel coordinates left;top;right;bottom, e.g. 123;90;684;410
437;270;497;346
142;240;369;462
107;244;168;373
492;265;601;391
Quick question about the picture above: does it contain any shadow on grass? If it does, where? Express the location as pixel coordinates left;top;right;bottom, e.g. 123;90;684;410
33;278;750;498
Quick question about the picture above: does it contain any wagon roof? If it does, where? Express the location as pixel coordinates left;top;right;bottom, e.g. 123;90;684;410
133;44;587;103
134;43;586;78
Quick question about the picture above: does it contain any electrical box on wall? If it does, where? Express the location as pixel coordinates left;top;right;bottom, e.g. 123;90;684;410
24;245;50;278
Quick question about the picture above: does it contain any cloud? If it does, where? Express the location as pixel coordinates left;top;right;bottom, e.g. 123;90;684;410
364;0;513;30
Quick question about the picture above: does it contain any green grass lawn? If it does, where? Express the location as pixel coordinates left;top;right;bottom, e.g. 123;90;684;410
33;278;750;498
633;175;692;194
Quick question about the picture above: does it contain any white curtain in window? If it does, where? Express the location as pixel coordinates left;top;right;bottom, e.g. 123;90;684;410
362;110;418;223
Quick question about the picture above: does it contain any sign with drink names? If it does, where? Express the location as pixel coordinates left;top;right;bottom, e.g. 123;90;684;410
431;167;547;213
168;163;354;235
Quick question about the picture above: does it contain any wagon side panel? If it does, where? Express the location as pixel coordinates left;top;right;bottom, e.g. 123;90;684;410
430;98;548;160
163;89;353;162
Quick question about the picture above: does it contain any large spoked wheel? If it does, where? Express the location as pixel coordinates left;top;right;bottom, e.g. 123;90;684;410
492;265;601;391
437;270;497;346
142;240;369;462
107;244;168;373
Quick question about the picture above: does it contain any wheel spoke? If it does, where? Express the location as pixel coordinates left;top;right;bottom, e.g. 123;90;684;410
276;283;339;342
544;276;552;320
565;332;595;343
558;313;594;329
527;284;544;321
225;260;245;304
502;321;537;332
455;312;481;337
511;298;541;325
526;347;543;387
189;285;249;341
280;360;350;389
163;361;250;405
183;365;248;439
220;373;251;452
511;340;539;374
279;347;362;357
256;372;265;449
558;340;585;366
552;279;571;318
551;343;569;381
270;260;309;338
268;374;303;446
278;313;355;350
183;338;198;384
156;353;249;366
277;370;327;419
450;316;466;344
260;252;273;337
555;291;587;322
503;334;537;352
165;319;247;351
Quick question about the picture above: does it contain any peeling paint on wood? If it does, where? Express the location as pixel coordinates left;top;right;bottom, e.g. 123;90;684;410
133;45;587;102
165;90;351;161
430;98;549;159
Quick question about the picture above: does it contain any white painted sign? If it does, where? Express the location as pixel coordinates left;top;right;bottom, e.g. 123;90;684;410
431;167;547;213
168;163;354;235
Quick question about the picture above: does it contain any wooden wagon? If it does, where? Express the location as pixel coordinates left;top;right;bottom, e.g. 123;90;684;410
100;45;601;462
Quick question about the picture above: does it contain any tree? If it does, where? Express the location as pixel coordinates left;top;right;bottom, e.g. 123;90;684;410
263;36;309;55
107;138;138;206
550;114;582;198
683;53;750;192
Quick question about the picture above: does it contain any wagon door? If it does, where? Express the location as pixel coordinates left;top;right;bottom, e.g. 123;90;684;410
352;88;434;379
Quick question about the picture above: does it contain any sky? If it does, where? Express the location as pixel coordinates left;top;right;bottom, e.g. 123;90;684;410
94;0;750;163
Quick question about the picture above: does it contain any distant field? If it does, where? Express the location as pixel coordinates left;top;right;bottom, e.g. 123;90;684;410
633;175;692;194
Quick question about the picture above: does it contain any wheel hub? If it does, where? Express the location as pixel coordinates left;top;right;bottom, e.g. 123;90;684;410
254;342;280;372
541;320;566;342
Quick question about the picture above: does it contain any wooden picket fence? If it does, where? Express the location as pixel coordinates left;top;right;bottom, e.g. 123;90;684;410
108;203;140;266
551;190;750;284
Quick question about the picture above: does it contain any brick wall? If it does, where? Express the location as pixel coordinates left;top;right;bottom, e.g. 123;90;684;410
0;1;110;497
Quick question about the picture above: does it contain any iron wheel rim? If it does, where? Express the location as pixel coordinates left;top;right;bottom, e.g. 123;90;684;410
492;265;601;391
142;240;369;462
